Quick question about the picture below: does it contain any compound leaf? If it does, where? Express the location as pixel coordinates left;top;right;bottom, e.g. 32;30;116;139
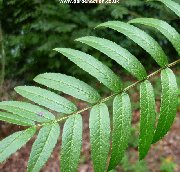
54;48;122;92
0;111;35;126
153;68;178;143
129;18;180;55
15;86;77;114
27;123;60;172
0;101;55;123
97;21;168;67
89;103;110;172
60;114;82;172
0;127;36;163
139;80;156;160
34;73;100;104
76;36;147;80
108;93;132;170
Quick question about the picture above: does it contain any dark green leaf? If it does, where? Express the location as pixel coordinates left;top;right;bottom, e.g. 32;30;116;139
60;114;82;172
139;80;156;160
89;103;110;172
153;68;178;143
108;93;132;170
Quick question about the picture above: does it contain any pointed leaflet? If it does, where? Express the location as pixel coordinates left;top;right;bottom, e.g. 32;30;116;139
54;48;122;92
156;0;180;17
108;93;132;170
0;111;35;126
76;36;147;80
60;114;82;172
0;127;36;163
139;80;156;160
153;68;178;143
129;18;180;55
27;123;60;172
15;86;77;114
34;73;100;104
96;21;168;67
0;101;55;123
89;103;110;172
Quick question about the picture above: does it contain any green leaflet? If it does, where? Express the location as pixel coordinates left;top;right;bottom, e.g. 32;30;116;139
15;86;77;114
108;93;132;170
0;111;35;126
139;80;156;160
0;101;55;123
34;73;100;104
89;103;110;172
76;36;147;80
27;123;60;172
152;68;178;143
60;114;82;172
156;0;180;17
129;18;180;55
0;127;36;163
54;48;122;92
96;21;168;67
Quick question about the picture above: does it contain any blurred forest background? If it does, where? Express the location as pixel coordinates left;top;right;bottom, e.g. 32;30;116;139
0;0;180;172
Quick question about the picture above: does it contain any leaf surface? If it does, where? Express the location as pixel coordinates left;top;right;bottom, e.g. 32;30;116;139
76;36;147;80
27;123;60;172
34;73;100;104
139;80;156;160
97;21;168;67
157;0;180;17
108;93;132;170
0;111;35;126
60;114;82;172
89;103;110;172
153;68;178;143
54;48;122;92
129;18;180;55
15;86;77;114
0;101;55;123
0;127;36;162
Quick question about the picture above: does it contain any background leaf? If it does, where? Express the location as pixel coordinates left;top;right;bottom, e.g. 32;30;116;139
27;123;60;172
153;68;178;143
0;127;36;163
89;103;110;172
108;93;132;170
139;80;156;160
60;114;82;172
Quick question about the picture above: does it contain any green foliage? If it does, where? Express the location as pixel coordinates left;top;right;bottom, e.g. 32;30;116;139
109;93;132;170
0;0;179;172
2;0;180;81
139;80;156;160
160;157;177;172
89;103;110;172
